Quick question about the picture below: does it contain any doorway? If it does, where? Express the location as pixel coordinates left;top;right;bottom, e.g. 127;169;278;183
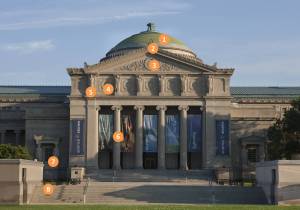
143;153;157;169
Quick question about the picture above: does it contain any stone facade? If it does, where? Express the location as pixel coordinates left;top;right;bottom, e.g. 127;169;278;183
0;24;299;180
256;160;300;204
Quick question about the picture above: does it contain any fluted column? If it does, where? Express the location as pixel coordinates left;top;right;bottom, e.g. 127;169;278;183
258;143;265;162
0;130;5;144
241;143;248;167
112;105;122;170
157;105;167;169
36;143;42;160
54;143;59;156
15;130;21;145
179;105;189;170
86;104;100;169
134;105;144;169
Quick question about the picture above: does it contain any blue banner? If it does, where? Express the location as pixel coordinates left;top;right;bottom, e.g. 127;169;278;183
216;120;229;156
143;115;158;152
166;114;180;153
187;114;202;152
71;119;85;156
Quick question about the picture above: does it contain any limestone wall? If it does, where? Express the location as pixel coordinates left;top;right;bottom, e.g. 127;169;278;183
0;159;43;204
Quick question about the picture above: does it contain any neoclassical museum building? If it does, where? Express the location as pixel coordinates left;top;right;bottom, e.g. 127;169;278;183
0;23;300;179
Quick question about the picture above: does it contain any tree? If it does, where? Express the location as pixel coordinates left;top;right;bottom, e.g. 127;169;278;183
0;144;32;160
267;98;300;160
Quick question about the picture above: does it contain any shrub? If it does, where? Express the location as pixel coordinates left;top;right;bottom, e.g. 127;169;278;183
0;144;32;159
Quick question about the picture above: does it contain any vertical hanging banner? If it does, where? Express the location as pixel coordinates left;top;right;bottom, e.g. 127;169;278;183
216;119;229;156
71;119;85;156
166;114;180;153
99;114;114;150
121;114;135;152
187;114;202;152
143;115;158;152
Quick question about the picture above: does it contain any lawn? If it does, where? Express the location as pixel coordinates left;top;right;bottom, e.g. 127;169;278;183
0;205;299;210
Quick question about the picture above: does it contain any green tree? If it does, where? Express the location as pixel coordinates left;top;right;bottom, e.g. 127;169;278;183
267;98;300;160
0;144;32;159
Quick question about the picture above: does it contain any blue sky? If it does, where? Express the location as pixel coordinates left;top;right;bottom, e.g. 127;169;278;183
0;0;299;86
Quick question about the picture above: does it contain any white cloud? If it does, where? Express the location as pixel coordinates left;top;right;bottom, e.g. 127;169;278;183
2;40;55;54
0;1;189;31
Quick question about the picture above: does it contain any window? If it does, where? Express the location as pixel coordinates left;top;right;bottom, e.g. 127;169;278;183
247;145;257;163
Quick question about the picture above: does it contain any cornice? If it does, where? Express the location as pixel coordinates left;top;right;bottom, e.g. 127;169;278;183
232;97;294;104
67;48;234;76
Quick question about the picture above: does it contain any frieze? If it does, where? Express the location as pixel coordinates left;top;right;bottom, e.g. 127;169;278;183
118;59;177;73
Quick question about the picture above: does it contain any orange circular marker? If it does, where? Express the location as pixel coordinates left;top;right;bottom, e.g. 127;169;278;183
147;59;160;72
103;83;114;95
113;131;124;143
43;183;54;196
159;34;169;45
48;156;59;168
147;43;158;54
85;86;96;97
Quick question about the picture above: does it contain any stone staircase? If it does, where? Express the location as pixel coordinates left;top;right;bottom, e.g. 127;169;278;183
30;184;85;204
29;170;267;204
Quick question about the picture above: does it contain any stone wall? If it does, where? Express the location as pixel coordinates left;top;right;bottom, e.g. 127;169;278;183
0;159;43;204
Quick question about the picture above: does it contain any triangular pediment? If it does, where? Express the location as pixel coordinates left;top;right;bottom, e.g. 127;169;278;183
84;49;222;75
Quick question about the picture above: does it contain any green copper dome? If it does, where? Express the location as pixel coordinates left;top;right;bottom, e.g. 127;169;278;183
106;23;196;57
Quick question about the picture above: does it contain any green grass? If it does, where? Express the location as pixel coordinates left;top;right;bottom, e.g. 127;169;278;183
0;205;299;210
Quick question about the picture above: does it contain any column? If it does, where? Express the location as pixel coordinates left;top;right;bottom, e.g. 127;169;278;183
54;143;60;156
36;143;42;160
179;105;189;170
241;143;248;167
258;143;265;162
134;105;144;169
15;130;21;145
156;105;167;169
112;105;122;170
0;130;5;144
86;103;100;169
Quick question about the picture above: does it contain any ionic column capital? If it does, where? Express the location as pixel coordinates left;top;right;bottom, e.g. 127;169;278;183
156;105;167;111
111;105;123;111
178;105;189;112
134;105;145;111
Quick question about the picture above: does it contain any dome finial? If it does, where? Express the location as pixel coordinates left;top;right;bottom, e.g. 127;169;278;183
147;23;155;32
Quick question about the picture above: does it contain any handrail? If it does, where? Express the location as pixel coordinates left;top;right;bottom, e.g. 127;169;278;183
83;177;89;204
